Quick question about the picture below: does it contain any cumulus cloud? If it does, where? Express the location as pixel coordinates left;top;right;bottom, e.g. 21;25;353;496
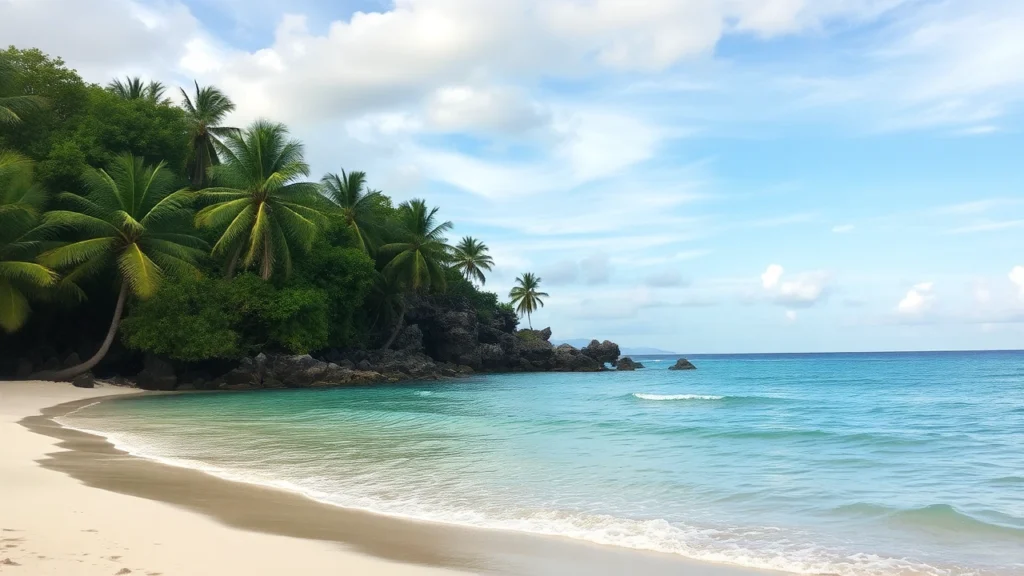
761;264;784;289
897;282;935;314
1011;266;1024;298
758;265;831;308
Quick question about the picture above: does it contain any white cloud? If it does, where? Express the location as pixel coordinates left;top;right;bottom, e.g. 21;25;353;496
426;85;549;135
775;271;831;307
832;224;855;233
761;264;784;289
897;282;935;314
785;310;798;322
758;265;830;308
1011;266;1024;298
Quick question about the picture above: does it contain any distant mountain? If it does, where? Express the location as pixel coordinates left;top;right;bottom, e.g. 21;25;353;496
551;339;675;356
620;347;677;356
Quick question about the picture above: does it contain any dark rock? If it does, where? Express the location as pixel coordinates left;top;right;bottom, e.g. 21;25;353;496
136;354;177;391
357;360;372;371
552;344;601;372
635;362;645;369
668;358;697;371
582;340;621;366
617;357;638;371
539;327;552;341
40;357;61;372
63;352;82;368
71;373;95;388
15;358;32;379
394;324;425;353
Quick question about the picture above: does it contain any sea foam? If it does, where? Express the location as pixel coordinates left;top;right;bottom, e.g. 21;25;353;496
633;393;724;401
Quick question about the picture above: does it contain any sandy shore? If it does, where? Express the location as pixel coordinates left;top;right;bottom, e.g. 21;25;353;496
0;381;467;576
1;380;784;576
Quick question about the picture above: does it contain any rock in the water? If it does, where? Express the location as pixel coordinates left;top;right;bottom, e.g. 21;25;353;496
617;357;638;371
136;354;178;390
634;362;645;369
668;358;696;371
583;339;621;366
71;373;95;388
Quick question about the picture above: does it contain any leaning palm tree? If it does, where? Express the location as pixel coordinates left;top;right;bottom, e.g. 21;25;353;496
195;120;327;280
378;199;452;349
106;76;169;104
180;81;237;188
321;169;384;253
509;272;548;329
34;153;207;380
0;57;47;124
452;236;494;286
0;151;58;332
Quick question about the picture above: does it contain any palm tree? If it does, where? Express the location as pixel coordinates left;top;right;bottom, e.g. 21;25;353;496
321;169;383;253
0;151;58;333
34;153;206;380
452;236;494;286
0;57;47;124
195;120;327;280
509;272;548;329
378;199;452;349
180;81;237;189
106;76;169;104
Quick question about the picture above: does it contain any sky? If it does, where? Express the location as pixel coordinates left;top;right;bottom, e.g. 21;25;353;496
2;0;1023;353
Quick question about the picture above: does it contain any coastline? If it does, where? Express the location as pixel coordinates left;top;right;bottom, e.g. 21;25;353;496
2;381;785;576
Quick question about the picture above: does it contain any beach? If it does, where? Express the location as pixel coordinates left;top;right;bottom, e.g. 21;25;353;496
0;381;475;576
1;380;782;576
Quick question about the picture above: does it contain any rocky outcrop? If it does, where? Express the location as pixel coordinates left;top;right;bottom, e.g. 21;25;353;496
583;340;621;366
214;353;391;390
71;373;95;388
136;354;177;390
617;357;639;371
668;358;697;371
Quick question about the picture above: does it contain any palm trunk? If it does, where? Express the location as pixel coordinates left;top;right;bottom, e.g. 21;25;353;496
527;311;532;330
34;282;129;382
381;299;407;351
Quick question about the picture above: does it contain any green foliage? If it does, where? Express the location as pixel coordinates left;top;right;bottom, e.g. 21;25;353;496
443;267;501;320
121;273;330;361
120;275;241;361
180;81;237;188
452;236;494;286
509;272;548;329
294;242;376;347
196;120;328;279
73;86;190;174
0;151;58;332
39;153;206;300
517;329;539;342
106;76;170;105
379;199;452;293
321;169;386;254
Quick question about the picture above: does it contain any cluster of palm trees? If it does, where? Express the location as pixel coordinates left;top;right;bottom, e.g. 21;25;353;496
1;72;555;375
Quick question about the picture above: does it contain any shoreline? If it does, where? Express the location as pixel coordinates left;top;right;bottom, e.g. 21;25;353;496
3;381;783;576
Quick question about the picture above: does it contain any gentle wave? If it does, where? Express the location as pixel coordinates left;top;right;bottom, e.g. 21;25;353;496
633;393;724;401
54;417;958;576
833;503;1024;540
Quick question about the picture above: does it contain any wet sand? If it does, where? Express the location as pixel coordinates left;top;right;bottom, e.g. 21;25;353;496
2;380;785;575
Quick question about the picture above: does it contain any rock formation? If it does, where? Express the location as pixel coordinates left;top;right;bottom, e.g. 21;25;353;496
668;358;697;370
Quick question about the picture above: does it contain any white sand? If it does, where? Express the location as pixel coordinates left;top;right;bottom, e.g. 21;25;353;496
0;381;467;576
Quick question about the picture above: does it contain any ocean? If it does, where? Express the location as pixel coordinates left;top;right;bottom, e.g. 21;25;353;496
61;351;1024;575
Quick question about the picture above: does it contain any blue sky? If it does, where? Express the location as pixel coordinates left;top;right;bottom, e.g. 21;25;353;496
3;0;1023;352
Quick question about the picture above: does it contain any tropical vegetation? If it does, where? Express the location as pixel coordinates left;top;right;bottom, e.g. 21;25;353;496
509;273;548;329
0;46;550;379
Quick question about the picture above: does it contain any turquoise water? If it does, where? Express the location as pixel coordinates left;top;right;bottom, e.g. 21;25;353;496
63;352;1024;575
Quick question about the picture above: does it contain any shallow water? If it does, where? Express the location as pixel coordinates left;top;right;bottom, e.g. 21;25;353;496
64;351;1024;575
